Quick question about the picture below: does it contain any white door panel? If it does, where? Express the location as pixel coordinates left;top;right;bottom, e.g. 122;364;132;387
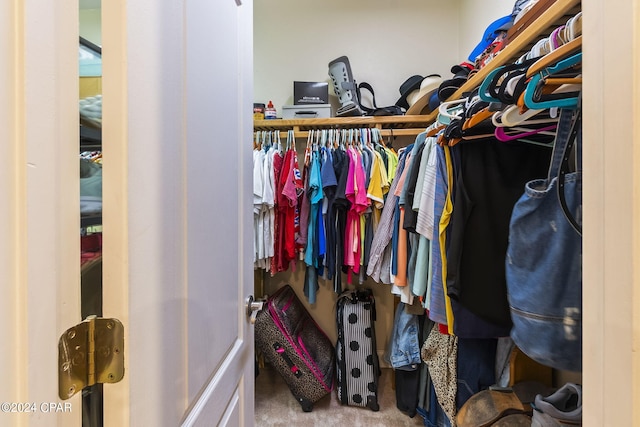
185;0;245;402
103;0;254;425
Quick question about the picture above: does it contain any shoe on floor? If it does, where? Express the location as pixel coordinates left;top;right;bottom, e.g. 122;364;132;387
491;413;532;426
531;383;582;426
457;388;525;427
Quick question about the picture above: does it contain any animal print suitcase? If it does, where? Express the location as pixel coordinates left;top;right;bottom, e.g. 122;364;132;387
335;288;380;411
254;284;335;412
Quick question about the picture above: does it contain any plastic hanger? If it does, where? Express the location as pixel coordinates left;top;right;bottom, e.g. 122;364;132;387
276;130;283;153
495;124;557;142
260;131;267;150
478;67;506;103
463;107;494;130
524;52;582;109
287;129;295;151
438;98;466;122
493;106;555;127
525;36;582;79
478;57;539;103
426;123;445;137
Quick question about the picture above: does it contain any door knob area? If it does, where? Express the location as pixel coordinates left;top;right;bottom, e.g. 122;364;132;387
246;295;264;324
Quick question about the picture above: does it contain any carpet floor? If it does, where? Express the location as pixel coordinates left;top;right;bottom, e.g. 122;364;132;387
255;363;425;426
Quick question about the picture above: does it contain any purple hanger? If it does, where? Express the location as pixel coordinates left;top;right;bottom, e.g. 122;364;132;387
494;124;557;142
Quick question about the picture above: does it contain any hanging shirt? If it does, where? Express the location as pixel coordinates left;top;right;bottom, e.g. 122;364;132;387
385;147;399;183
366;147;409;283
428;146;449;328
270;151;284;273
253;149;265;264
262;147;276;264
412;137;436;214
320;147;338;214
416;138;439;239
281;149;303;267
345;147;369;214
402;136;427;233
390;151;412;283
367;151;385;209
304;150;323;267
344;147;368;276
331;148;350;293
320;147;337;276
296;154;311;251
438;145;456;335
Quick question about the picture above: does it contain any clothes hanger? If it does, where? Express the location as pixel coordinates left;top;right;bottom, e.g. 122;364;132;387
260;131;267;150
276;130;283;153
478;57;539;103
287;129;295;152
314;127;322;151
306;129;312;148
438;98;466;124
365;128;374;149
493;106;555;127
525;52;582;109
426;121;445;137
463;107;494;130
525;36;582;79
445;130;500;147
371;127;380;147
494;123;557;142
527;80;582;107
479;34;580;106
541;77;582;86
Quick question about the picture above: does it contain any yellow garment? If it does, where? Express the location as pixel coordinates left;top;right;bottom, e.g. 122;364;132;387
375;151;390;196
385;147;399;184
367;152;385;209
438;145;455;335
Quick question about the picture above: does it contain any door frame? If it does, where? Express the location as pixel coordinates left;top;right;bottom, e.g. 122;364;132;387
1;0;82;424
582;0;640;425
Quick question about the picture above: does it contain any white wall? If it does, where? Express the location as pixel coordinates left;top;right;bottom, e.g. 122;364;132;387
254;0;462;117
80;8;101;45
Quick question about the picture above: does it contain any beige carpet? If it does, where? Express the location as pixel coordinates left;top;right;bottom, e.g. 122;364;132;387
255;363;425;426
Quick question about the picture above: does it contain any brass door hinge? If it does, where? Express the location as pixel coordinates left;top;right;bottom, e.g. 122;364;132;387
58;316;125;400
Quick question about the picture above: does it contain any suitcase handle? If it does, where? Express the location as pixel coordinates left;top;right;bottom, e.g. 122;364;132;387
273;343;303;378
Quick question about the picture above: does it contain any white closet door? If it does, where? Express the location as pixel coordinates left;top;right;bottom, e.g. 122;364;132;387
102;0;255;425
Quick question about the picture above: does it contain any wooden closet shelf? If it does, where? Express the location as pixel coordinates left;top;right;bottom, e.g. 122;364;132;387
254;116;434;138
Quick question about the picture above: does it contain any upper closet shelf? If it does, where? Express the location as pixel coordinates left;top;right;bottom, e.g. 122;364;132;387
422;0;581;122
253;0;581;135
254;116;435;137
